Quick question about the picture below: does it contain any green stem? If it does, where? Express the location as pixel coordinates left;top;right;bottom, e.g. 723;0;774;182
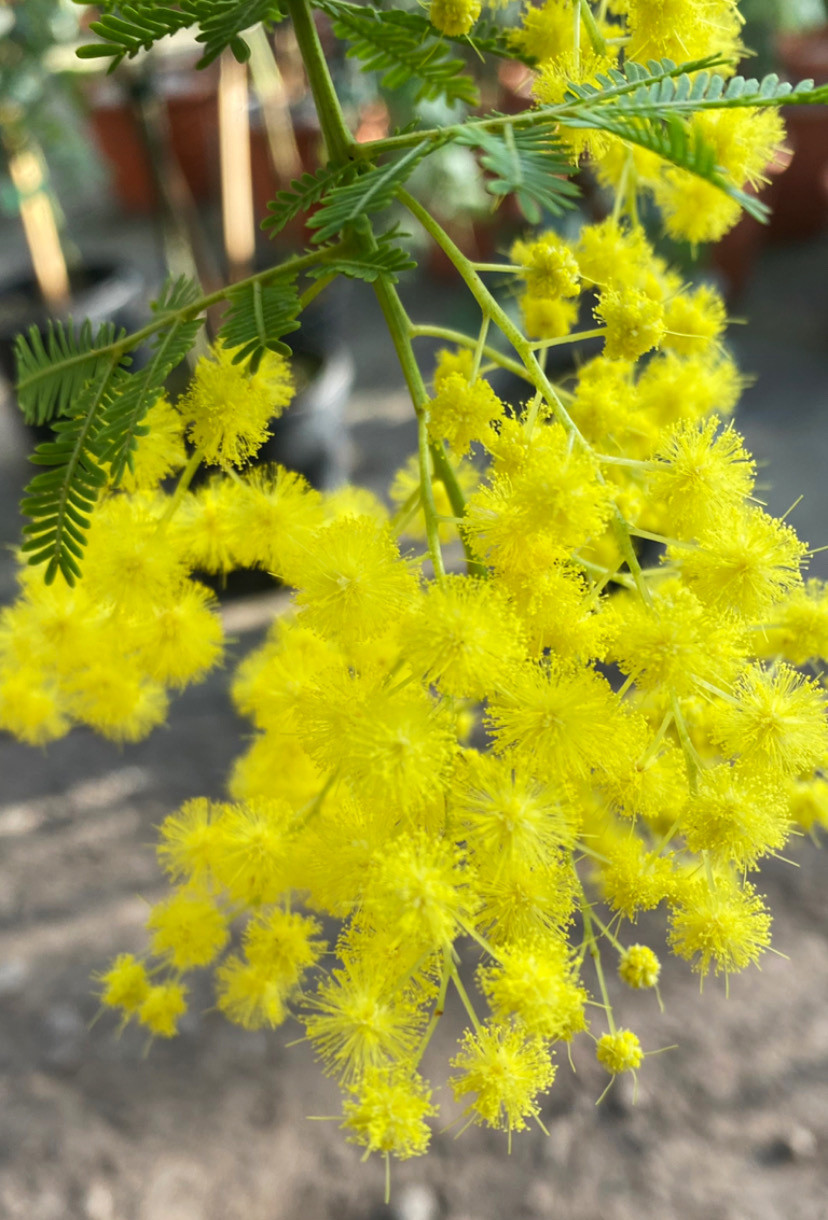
579;0;608;56
156;446;205;529
581;899;615;1034
409;323;532;383
284;0;355;166
418;411;446;581
451;962;482;1033
412;948;453;1069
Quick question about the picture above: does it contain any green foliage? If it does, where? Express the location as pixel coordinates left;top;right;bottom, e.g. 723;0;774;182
99;277;203;485
456;124;582;224
261;164;356;238
20;355;127;584
307;142;433;244
219;277;302;370
75;0;285;69
310;229;417;284
14;320;124;428
313;0;479;106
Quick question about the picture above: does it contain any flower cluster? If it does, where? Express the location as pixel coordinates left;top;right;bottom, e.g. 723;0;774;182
2;0;825;1187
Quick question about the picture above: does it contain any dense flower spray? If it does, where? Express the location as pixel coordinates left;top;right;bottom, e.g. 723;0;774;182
2;0;828;1191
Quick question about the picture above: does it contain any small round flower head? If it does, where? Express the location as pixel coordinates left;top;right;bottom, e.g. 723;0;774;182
668;874;772;979
624;0;742;67
231;617;337;733
429;0;481;36
757;580;828;666
243;908;325;986
0;662;69;745
450;1021;556;1135
146;884;229;971
618;945;661;990
510;0;584;64
655;171;742;245
520;295;578;340
427;373;505;455
711;663;828;777
180;344;293;470
787;776;828;837
168;478;241;575
98;953;150;1015
673;506;807;619
364;831;471;952
210;799;296;906
637;350;743;430
215;955;287;1030
157;797;228;883
66;660;168;743
479;939;587;1041
596;287;666;362
576;219;658;290
596;1029;643;1075
294;516;418;645
303;953;427;1083
227;728;322;807
83;495;187;614
342;1066;436;1161
600;837;676;919
681;764;791;869
451;749;578;866
115;395;187;493
649;416;755;538
138;980;188;1038
513;234;581;299
130;579;224;689
663;284;727;358
474;852;578;946
225;465;324;580
403;575;525;699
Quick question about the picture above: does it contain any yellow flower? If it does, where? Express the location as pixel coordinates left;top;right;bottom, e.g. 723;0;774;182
618;945;660;990
596;1029;643;1075
342;1066;436;1160
450;1021;556;1134
429;0;481;36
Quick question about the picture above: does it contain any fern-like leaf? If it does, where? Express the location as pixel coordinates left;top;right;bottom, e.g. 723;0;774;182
261;164;356;237
220;277;301;371
98;277;203;484
309;230;416;283
308;142;432;244
15;319;126;427
457;123;581;224
76;0;285;70
19;357;127;585
313;0;478;106
560;108;768;221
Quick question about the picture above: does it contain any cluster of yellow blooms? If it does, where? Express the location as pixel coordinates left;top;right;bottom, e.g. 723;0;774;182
2;0;826;1182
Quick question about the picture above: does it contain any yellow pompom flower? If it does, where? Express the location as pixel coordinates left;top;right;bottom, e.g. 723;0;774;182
138;980;188;1038
130;579;224;689
681;765;791;869
479;940;587;1041
663;285;727;357
0;662;70;744
600;837;676;918
787;776;828;838
215;955;287;1029
673;506;807;618
83;496;187;614
98;953;150;1014
429;0;480;36
180;345;293;469
654;172;742;246
618;945;660;990
596;287;666;362
756;580;828;666
115;396;187;493
231;617;337;733
427;372;505;455
342;1066;436;1161
146;884;229;970
403;575;525;699
510;0;584;64
637;350;743;429
513;234;581;300
66;659;169;743
624;0;743;67
243;908;325;985
303;954;427;1083
450;1021;556;1135
474;853;578;945
210;799;296;906
668;874;772;979
520;295;578;341
363;831;471;952
596;1029;644;1075
711;663;828;777
294;516;418;645
157;797;228;883
649;416;755;537
227;728;323;807
451;749;578;865
225;465;324;580
168;478;241;575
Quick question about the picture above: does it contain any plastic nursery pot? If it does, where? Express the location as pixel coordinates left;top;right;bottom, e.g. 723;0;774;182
0;261;147;444
769;28;828;240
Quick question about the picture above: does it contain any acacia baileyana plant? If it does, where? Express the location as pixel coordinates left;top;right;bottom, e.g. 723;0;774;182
4;0;828;1187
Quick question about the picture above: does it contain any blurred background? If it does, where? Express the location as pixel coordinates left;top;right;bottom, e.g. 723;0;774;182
1;2;828;1217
